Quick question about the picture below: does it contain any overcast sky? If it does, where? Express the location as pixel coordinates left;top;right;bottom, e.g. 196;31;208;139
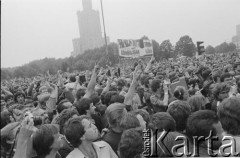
1;0;240;68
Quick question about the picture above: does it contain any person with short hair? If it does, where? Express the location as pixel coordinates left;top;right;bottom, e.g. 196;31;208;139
14;91;26;104
75;89;86;102
102;103;127;155
149;112;176;133
52;109;79;158
75;98;103;132
5;95;15;108
118;128;143;158
173;86;189;101
167;100;191;133
220;72;233;83
131;109;150;129
186;110;223;157
188;95;206;112
32;124;64;158
218;97;240;155
213;83;230;107
119;113;141;131
150;79;169;113
56;99;74;115
64;116;117;158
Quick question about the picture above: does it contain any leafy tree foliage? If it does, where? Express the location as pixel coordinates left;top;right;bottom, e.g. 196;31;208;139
175;35;196;57
205;45;216;54
215;42;236;53
159;40;174;59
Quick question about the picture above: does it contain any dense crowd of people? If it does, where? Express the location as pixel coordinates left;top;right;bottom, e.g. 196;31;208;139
1;52;240;158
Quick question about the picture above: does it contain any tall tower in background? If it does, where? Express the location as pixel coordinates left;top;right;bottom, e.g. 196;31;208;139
232;24;240;50
71;0;109;57
236;24;240;37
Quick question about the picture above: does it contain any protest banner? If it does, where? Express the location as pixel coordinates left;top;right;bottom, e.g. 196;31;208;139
117;39;153;58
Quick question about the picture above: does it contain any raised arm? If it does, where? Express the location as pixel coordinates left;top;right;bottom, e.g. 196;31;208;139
144;56;155;73
163;84;169;106
13;117;35;158
27;78;36;96
1;86;13;96
124;65;141;106
46;83;58;113
101;77;112;95
83;64;98;98
57;70;64;88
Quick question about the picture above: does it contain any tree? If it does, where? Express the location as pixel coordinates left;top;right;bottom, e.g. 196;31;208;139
61;62;69;72
1;69;12;80
175;35;196;57
140;35;149;40
205;45;216;54
159;40;173;59
228;42;236;52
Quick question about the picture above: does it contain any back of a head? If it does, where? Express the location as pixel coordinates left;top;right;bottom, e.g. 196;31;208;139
220;72;232;82
56;99;71;114
188;95;206;112
144;77;152;88
32;124;59;157
53;108;79;134
186;110;219;142
118;128;143;158
109;94;125;105
75;98;92;115
132;109;150;127
149;112;176;132
120;113;140;130
157;131;185;157
76;89;86;101
218;97;240;136
105;103;126;128
69;75;76;82
117;79;126;91
213;82;230;100
90;94;100;106
64;116;88;148
151;79;161;93
173;86;187;101
202;69;211;80
167;100;191;132
104;91;118;106
140;75;148;86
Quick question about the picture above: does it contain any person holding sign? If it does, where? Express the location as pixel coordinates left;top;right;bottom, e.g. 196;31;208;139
150;79;169;113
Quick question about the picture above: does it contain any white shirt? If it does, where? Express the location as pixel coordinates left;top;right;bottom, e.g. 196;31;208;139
66;141;118;158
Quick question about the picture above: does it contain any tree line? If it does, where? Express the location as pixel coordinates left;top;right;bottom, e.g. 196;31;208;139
1;35;237;80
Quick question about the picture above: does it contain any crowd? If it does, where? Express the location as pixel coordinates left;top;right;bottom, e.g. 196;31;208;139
1;52;240;158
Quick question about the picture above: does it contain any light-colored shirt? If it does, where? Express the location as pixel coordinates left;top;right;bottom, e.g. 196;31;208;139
66;141;118;158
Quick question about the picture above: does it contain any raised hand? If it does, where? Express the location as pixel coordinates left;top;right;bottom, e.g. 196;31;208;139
133;65;141;81
163;83;169;93
150;56;155;63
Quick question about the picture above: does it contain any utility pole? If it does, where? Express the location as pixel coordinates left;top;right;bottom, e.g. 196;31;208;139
100;0;108;57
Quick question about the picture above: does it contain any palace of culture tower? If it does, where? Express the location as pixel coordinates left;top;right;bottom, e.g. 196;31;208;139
71;0;109;56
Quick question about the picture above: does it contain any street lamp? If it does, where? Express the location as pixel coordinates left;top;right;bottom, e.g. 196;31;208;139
100;0;108;56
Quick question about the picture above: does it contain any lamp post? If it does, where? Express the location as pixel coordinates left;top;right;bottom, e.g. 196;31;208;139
100;0;108;57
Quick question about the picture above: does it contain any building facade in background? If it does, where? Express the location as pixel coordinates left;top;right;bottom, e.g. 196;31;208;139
232;24;240;50
71;0;109;57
